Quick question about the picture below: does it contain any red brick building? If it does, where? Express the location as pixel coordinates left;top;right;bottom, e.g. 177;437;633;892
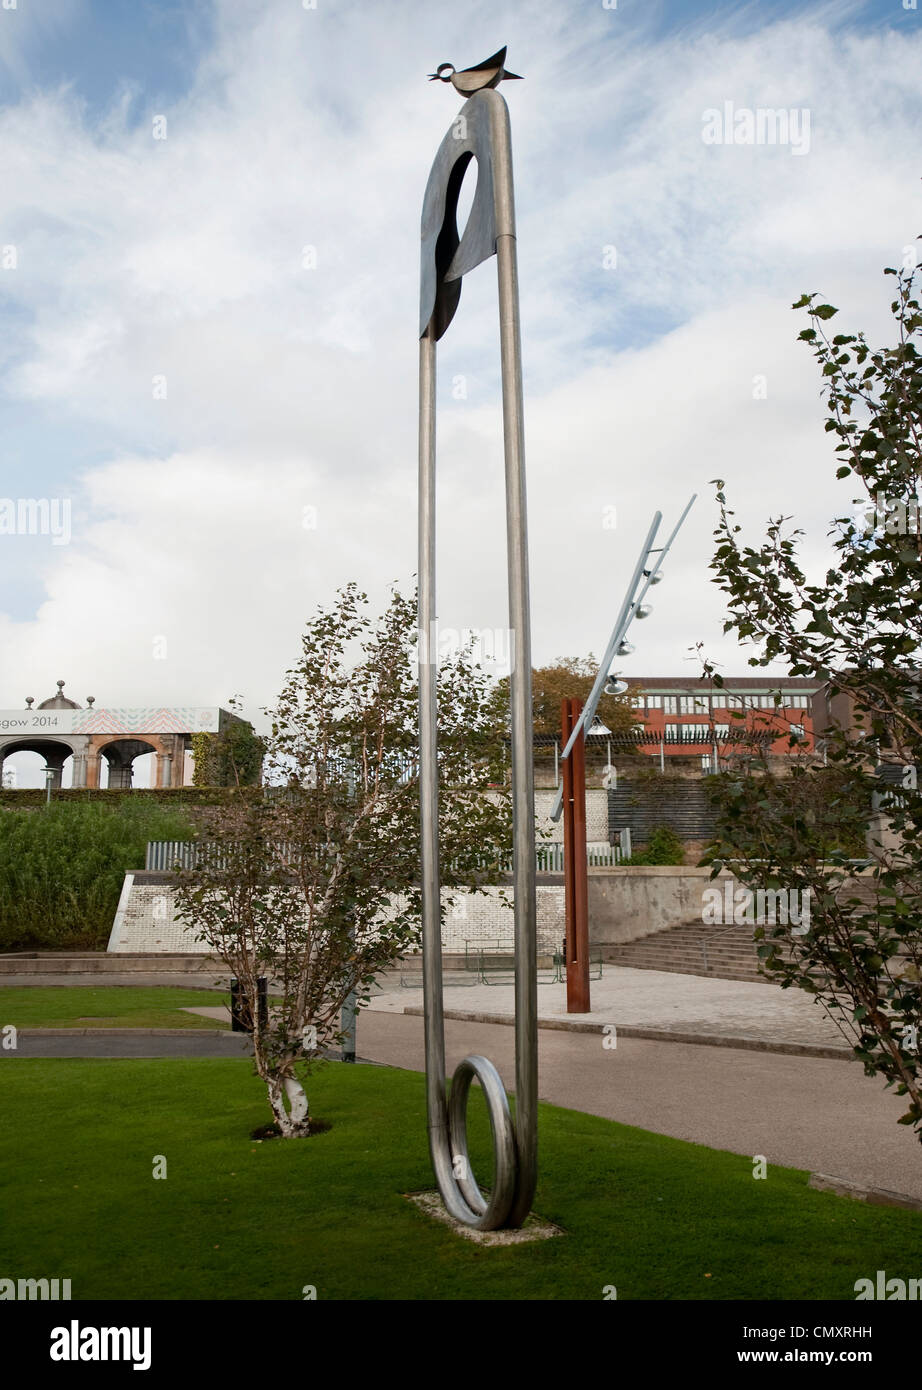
625;675;818;766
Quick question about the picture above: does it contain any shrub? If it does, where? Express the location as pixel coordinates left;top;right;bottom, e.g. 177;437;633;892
622;824;685;866
0;801;196;950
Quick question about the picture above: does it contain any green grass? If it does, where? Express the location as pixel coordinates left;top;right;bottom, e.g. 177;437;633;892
0;1059;918;1300
0;987;229;1030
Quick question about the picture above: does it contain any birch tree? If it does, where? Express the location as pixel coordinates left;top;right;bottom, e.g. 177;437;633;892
175;583;511;1136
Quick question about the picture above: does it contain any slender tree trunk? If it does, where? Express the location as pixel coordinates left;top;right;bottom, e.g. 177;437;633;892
264;1068;311;1137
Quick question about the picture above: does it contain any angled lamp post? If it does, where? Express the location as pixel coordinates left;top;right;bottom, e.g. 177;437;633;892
552;497;697;1011
417;46;537;1231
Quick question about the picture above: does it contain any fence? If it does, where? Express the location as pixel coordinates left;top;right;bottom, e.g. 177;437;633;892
145;837;624;873
145;840;301;870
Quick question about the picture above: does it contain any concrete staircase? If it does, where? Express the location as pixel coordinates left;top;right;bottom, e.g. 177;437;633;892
603;923;773;984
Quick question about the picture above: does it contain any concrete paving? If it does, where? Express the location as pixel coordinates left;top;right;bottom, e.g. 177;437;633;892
370;964;850;1053
355;1009;922;1202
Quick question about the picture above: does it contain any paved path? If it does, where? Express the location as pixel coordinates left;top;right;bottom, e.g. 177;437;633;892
356;1010;922;1200
370;964;849;1054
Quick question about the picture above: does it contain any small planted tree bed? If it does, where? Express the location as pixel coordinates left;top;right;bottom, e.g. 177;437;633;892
250;1118;332;1140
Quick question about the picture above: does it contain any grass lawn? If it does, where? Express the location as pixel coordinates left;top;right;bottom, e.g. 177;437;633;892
0;1059;919;1300
0;986;230;1030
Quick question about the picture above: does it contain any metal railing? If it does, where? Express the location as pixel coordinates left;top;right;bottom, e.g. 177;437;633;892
145;840;301;871
464;940;603;985
145;837;624;873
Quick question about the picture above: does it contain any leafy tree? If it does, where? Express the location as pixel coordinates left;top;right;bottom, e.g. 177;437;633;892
175;583;512;1136
491;656;639;736
704;256;922;1138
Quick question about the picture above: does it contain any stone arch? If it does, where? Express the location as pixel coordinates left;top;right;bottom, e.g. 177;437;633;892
0;737;76;790
87;733;186;789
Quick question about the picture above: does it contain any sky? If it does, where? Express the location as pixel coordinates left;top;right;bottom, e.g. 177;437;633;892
1;0;921;784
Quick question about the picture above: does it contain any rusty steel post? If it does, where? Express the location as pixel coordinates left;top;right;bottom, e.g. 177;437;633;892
561;697;591;1012
561;697;574;992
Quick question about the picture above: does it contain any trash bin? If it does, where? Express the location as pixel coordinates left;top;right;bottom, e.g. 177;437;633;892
230;976;268;1033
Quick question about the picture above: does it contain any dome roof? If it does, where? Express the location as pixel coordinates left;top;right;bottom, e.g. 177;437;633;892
37;680;81;710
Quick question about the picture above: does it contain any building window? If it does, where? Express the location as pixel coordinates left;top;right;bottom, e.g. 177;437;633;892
666;723;712;743
645;695;662;710
663;696;678;714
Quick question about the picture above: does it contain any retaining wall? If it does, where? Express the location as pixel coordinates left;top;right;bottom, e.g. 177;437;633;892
107;865;729;955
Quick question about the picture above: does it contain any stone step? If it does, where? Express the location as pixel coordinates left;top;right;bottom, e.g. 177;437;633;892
601;919;784;983
0;953;220;974
614;949;763;964
613;960;771;984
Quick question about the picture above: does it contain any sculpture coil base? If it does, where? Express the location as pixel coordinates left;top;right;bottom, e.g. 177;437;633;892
431;1056;517;1229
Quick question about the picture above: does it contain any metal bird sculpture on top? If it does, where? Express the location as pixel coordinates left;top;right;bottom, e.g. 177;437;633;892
428;45;522;96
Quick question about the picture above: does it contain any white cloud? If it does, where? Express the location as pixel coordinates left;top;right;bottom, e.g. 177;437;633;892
0;0;920;733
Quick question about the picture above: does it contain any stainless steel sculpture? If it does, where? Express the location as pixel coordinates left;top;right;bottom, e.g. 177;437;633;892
417;50;537;1230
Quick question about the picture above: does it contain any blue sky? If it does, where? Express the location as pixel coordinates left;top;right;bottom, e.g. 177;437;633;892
1;0;921;782
0;1;212;115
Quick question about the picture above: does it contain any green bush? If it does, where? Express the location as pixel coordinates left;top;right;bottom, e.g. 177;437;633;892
0;801;196;951
622;824;685;866
0;786;263;808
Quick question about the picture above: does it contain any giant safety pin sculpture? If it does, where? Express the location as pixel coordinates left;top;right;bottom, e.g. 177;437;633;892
417;48;537;1230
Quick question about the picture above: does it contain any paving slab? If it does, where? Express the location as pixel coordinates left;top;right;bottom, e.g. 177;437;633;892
369;965;849;1054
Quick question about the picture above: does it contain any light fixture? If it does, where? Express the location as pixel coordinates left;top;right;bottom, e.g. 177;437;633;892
617;640;634;656
643;569;663;585
635;604;652;619
604;677;628;695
